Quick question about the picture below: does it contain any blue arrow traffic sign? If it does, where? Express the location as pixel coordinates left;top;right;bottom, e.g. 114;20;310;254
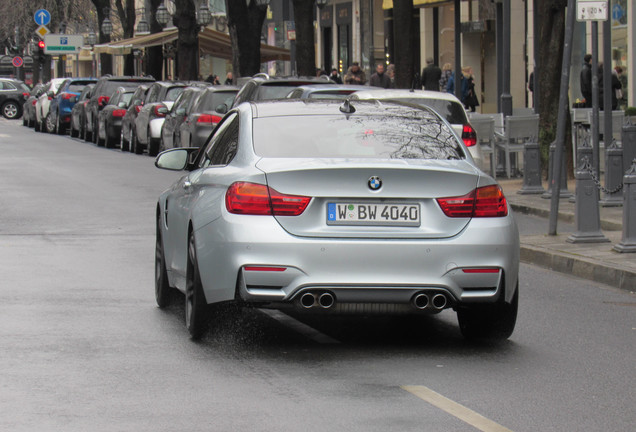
34;9;51;26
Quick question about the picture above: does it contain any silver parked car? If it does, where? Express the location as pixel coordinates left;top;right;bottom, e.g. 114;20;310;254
154;99;520;341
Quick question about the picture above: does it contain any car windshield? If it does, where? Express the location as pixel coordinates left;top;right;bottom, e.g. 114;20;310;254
253;112;463;160
197;91;238;111
165;87;184;101
387;97;468;125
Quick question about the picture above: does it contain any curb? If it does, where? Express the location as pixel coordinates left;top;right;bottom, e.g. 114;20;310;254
511;203;623;231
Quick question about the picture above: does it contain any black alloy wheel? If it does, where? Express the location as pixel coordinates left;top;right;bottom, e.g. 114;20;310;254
185;232;210;340
457;283;518;341
155;218;174;308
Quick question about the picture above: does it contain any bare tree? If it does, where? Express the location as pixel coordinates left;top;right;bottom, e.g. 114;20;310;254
225;0;267;78
114;0;136;75
172;0;198;80
291;0;316;77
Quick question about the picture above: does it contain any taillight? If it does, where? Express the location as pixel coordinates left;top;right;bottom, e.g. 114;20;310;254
436;185;508;218
134;105;142;113
225;182;311;216
32;100;37;106
22;92;29;98
196;114;222;124
112;109;126;117
462;124;477;147
98;96;110;106
462;268;500;273
62;93;74;100
153;105;168;117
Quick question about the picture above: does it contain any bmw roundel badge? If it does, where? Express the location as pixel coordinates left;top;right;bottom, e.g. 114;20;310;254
368;176;382;190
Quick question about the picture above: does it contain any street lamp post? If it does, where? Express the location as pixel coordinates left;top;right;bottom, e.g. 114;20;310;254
100;8;113;76
87;29;97;77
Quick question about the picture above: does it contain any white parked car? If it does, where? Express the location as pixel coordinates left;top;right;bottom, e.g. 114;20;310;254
34;78;66;133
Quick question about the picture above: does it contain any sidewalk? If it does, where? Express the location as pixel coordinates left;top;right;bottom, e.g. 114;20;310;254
498;178;635;292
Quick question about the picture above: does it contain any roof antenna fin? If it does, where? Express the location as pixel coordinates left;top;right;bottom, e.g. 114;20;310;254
340;99;356;114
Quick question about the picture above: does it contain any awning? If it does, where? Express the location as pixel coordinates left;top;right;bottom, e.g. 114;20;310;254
382;0;454;9
92;27;290;62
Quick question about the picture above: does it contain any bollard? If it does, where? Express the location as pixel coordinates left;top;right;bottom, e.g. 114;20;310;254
542;141;573;199
569;136;592;203
517;141;545;194
622;122;636;176
567;156;610;244
613;159;636;252
599;139;623;207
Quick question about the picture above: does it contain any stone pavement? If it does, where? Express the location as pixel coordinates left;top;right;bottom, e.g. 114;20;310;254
498;178;636;292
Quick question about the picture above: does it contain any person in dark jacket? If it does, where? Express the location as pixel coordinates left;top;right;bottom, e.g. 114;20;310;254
580;54;592;107
344;62;367;85
598;62;622;110
369;63;391;89
421;57;442;91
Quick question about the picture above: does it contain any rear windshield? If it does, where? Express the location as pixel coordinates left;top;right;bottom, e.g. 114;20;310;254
308;90;357;99
388;98;468;125
253;113;463;160
197;91;238;111
165;87;185;101
101;81;148;96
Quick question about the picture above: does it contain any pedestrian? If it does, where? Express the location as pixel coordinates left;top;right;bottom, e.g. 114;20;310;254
463;66;479;112
615;66;627;109
344;62;367;85
421;57;442;91
598;62;622;110
387;64;396;88
580;54;592;108
528;70;535;107
224;71;233;85
439;63;452;94
329;68;342;84
369;63;391;89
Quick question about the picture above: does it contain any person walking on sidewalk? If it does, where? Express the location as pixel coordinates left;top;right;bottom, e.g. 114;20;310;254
369;63;392;89
421;57;442;91
344;62;367;85
580;54;592;108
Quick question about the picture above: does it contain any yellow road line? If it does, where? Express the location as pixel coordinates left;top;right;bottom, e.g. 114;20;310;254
402;385;514;432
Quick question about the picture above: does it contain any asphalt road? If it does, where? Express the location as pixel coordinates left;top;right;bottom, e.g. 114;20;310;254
1;117;635;432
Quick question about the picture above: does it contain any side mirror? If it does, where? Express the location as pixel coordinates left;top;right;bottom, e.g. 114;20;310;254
155;148;192;171
215;103;228;114
46;90;55;98
176;107;186;116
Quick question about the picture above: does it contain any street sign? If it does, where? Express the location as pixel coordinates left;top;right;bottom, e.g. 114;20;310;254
34;9;51;26
576;0;608;21
12;56;23;68
35;25;50;38
44;34;84;55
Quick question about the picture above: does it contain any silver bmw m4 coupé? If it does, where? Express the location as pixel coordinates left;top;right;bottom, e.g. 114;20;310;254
154;99;520;341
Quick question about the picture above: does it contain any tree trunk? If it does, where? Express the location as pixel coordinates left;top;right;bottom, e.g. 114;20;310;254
226;0;267;78
91;0;112;75
292;0;316;77
146;0;165;79
536;0;572;175
392;0;415;89
173;0;198;80
115;0;136;75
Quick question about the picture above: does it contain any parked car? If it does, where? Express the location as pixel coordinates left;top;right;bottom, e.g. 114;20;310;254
350;89;482;167
96;87;134;148
160;86;207;152
0;77;30;120
70;84;95;139
231;73;334;107
47;78;97;134
120;84;149;153
134;81;187;156
84;75;155;143
153;99;520;341
179;85;238;148
34;78;66;132
285;84;379;100
22;83;46;127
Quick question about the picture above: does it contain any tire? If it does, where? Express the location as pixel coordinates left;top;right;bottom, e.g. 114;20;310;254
185;232;210;340
2;101;21;120
148;132;160;156
104;125;114;149
457;284;518;341
133;129;143;155
22;115;28;126
93;120;101;145
70;123;78;138
56;113;66;135
155;218;174;308
45;113;56;133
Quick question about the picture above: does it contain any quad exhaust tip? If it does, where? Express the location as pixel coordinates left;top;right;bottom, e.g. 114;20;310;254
411;292;448;311
299;291;336;309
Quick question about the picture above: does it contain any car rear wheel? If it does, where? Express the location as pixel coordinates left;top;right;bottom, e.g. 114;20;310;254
104;125;114;149
70;121;78;137
94;120;101;145
45;113;56;133
2;101;21;119
120;129;129;152
457;284;518;341
185;232;210;340
155;219;175;308
148;131;160;156
56;113;66;135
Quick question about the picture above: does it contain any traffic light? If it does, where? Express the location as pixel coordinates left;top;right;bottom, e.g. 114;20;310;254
37;40;45;63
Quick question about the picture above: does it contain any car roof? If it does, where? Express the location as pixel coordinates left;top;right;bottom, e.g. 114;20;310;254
351;88;463;103
247;98;440;120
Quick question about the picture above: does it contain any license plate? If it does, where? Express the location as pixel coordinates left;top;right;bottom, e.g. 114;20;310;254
327;203;421;226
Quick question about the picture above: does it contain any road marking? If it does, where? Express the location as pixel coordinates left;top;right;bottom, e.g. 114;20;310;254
402;385;514;432
258;309;340;344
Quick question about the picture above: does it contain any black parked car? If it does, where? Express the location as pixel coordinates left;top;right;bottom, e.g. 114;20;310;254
120;84;149;153
97;87;134;148
84;75;155;143
0;77;30;120
70;84;95;139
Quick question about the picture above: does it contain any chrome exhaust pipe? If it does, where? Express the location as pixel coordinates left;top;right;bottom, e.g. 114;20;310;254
432;293;447;310
300;292;316;308
412;293;430;309
318;292;335;309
